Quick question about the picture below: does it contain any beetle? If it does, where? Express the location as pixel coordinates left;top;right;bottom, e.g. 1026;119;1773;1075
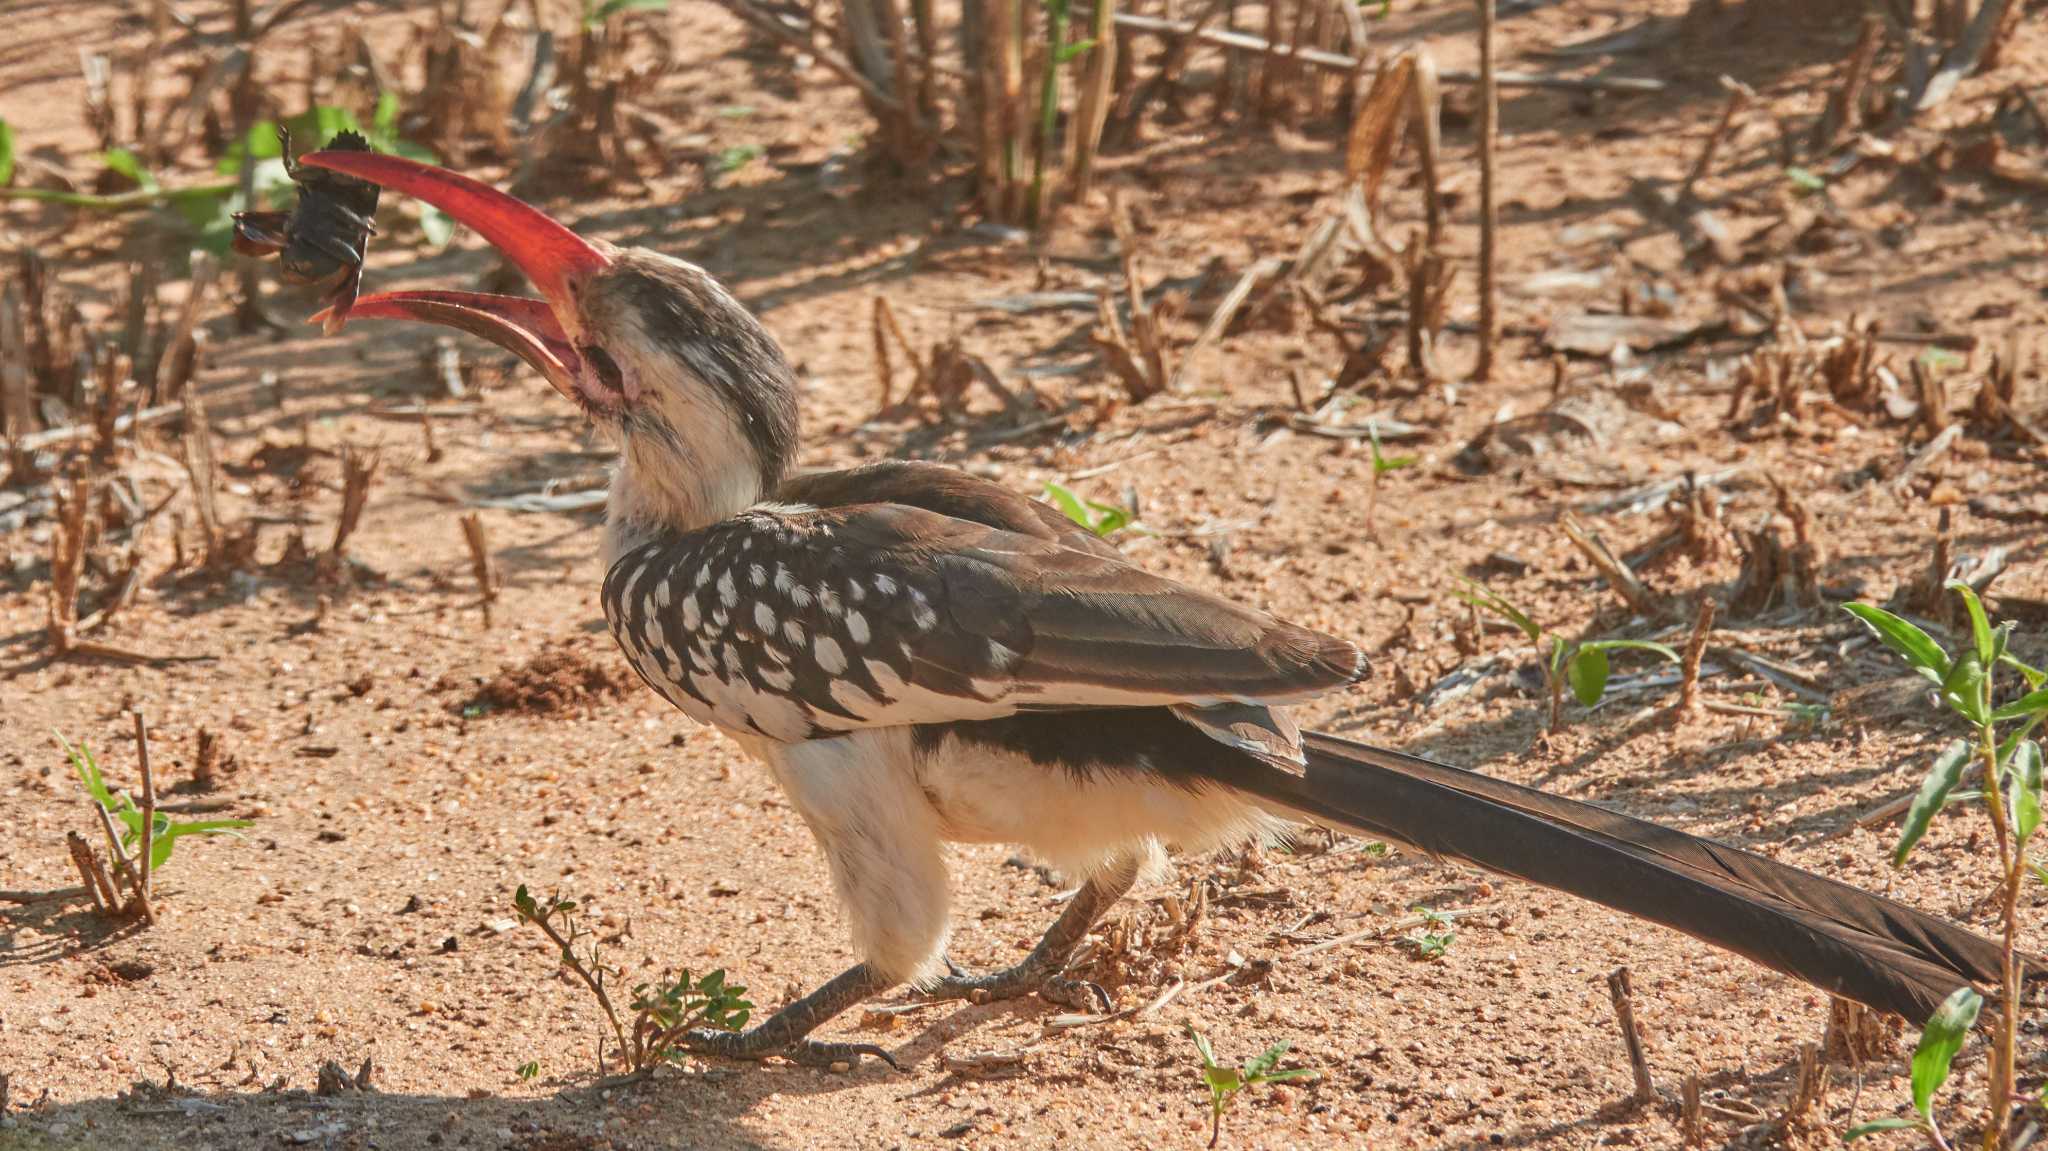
232;129;381;333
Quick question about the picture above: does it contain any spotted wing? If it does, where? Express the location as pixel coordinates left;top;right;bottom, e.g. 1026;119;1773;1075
602;497;1366;751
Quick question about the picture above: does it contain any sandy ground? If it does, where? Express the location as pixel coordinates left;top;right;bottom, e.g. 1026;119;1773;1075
3;0;2048;1148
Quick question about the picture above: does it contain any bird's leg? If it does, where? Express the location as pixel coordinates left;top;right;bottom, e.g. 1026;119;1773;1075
926;855;1138;1012
681;962;899;1068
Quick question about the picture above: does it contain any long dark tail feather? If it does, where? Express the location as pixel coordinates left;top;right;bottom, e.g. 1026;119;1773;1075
1204;730;2018;1021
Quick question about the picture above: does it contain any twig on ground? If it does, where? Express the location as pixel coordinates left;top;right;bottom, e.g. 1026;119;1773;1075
460;513;498;628
1683;76;1754;198
1676;597;1717;716
134;713;157;918
66;831;118;913
1608;966;1657;1105
1473;0;1498;383
1561;512;1679;620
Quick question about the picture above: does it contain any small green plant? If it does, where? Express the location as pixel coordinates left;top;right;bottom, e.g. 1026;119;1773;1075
61;733;249;917
1784;165;1828;196
1844;582;2047;1145
1452;577;1680;730
1188;1026;1318;1148
716;144;762;174
1842;986;1982;1149
512;885;752;1075
1042;481;1138;537
1402;905;1455;959
1367;425;1417;478
515;1060;540;1081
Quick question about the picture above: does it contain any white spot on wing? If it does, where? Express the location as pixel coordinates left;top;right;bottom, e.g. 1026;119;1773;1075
680;592;701;632
846;610;870;646
814;636;847;675
783;619;806;646
757;663;795;691
908;589;937;631
754;602;776;633
773;564;794;594
750;563;766;587
874;574;898;596
654;578;673;609
789;584;814;609
717;570;738;608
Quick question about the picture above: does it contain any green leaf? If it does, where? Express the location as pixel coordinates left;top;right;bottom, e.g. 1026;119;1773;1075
60;734;115;810
1895;739;1973;866
0;118;14;186
1843;603;1950;684
1578;639;1683;663
1946;580;1995;666
1055;38;1097;63
2012;740;2043;845
1202;1064;1244;1096
1255;1067;1319;1084
516;1060;539;1080
2001;652;2047;691
716;144;760;173
1910;986;1981;1119
1082;498;1132;536
1452;578;1543;644
1243;1040;1291;1079
1188;1025;1219;1071
1993;688;2048;722
372;90;401;145
1842;1117;1922;1141
1940;649;1989;725
419;204;455;248
1785;166;1826;195
100;149;158;193
1042;482;1091;527
1567;646;1610;708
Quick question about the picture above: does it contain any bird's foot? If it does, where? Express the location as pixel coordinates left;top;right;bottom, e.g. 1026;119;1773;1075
923;961;1112;1013
680;1026;900;1071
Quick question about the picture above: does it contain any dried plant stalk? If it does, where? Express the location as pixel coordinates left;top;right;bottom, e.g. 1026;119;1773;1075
460;512;499;628
1068;0;1119;199
327;445;379;566
1474;0;1499;383
48;479;89;654
179;385;224;564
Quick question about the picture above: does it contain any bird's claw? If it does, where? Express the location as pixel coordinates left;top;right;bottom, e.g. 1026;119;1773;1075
1041;976;1113;1013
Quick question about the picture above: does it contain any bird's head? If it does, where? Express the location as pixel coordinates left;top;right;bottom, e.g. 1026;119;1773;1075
298;150;798;542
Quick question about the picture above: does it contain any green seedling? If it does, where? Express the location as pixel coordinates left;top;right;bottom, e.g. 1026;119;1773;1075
512;885;752;1075
1368;425;1417;477
61;733;250;903
1842;986;1982;1150
1188;1026;1318;1148
1452;577;1680;730
1784;166;1827;196
1845;582;2047;1144
717;144;762;174
515;1060;540;1081
1404;930;1454;959
1043;481;1139;538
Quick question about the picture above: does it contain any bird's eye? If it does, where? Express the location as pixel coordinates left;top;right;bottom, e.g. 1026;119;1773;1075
585;344;625;397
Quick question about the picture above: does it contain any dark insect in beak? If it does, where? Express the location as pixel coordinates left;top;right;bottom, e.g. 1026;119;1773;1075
232;129;381;334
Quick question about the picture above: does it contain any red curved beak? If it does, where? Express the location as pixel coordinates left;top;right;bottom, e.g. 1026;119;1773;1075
298;150;613;402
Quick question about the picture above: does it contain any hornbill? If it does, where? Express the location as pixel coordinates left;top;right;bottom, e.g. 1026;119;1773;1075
292;149;2015;1068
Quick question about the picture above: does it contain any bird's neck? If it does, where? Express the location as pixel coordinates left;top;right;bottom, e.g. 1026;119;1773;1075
601;422;778;566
